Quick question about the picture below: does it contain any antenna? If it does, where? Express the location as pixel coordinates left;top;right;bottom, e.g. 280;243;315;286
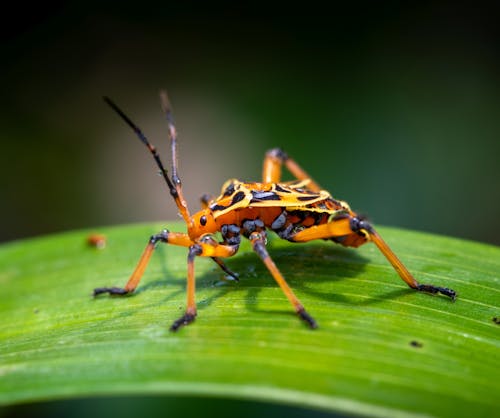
103;96;191;222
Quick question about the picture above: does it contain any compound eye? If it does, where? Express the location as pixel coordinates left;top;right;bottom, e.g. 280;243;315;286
200;215;207;226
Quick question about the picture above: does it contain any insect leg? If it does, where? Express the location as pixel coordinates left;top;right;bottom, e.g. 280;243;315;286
93;230;193;296
248;230;318;329
366;227;457;300
351;218;457;301
291;217;354;242
292;216;456;300
262;148;321;191
170;244;202;331
171;238;240;331
211;257;239;281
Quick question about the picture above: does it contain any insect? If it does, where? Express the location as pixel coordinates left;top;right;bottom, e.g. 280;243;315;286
94;92;457;331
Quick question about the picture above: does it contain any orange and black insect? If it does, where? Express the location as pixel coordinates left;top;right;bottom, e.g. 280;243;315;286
94;92;457;331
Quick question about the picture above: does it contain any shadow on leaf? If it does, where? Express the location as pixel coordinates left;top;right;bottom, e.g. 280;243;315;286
97;239;424;325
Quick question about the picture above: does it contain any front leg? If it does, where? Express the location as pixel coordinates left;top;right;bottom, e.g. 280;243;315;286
170;235;240;331
170;244;202;331
93;229;185;296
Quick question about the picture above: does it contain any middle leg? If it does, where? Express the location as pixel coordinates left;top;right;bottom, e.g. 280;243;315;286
170;236;240;331
248;230;318;329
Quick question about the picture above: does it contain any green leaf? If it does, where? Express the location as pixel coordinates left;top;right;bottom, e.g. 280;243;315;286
1;223;499;417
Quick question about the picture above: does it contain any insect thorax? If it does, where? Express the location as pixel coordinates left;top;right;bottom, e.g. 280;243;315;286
207;179;352;237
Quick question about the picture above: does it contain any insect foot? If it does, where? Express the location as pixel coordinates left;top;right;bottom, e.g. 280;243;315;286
298;308;318;329
170;312;197;331
93;287;130;296
416;284;457;301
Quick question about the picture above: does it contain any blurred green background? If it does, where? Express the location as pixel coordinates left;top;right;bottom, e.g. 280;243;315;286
1;2;499;417
1;1;499;246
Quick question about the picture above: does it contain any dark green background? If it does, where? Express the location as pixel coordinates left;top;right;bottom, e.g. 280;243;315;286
2;2;499;246
1;2;499;417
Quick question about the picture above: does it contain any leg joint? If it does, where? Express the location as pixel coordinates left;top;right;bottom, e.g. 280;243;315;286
250;232;268;259
149;229;169;245
242;219;265;237
221;224;241;246
169;187;179;198
172;174;182;186
188;244;203;260
350;216;374;235
266;147;288;161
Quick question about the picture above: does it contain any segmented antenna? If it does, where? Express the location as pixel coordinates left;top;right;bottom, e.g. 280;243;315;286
103;96;178;199
159;90;180;183
158;90;192;222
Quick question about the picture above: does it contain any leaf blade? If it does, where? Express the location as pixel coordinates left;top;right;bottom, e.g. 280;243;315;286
0;223;499;417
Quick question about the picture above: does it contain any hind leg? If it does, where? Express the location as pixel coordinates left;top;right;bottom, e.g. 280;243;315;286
262;148;321;191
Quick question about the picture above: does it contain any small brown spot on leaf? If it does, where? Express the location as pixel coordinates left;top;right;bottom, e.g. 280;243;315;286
87;234;107;249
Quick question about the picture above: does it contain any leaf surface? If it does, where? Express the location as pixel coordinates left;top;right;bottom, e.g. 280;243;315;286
1;223;498;417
